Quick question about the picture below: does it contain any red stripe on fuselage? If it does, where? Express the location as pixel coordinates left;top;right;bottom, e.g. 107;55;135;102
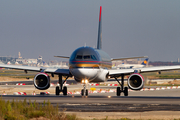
71;60;112;65
99;6;102;22
72;61;99;63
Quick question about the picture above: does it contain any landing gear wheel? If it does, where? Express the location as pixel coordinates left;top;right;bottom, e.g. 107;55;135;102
56;86;59;95
85;89;88;96
117;87;121;96
81;89;84;96
124;87;128;96
63;86;67;96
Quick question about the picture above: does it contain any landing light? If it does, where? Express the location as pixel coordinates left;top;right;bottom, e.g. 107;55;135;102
85;79;88;84
82;79;89;84
82;80;85;83
108;96;111;98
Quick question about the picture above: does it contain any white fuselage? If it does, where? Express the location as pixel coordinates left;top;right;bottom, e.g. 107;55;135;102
69;47;112;83
70;68;109;83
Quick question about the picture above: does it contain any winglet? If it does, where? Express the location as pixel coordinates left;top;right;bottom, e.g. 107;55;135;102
97;6;102;49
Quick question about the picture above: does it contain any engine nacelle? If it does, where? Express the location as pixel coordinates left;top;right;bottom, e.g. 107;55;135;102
127;73;144;90
33;73;50;90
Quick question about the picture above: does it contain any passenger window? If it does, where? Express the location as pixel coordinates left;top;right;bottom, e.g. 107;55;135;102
84;55;91;59
76;55;82;59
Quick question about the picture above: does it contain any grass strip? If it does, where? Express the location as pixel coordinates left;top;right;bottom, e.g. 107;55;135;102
0;97;79;120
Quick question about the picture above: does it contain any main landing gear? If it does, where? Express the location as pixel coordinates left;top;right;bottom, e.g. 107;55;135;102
115;74;128;96
56;75;68;96
81;80;88;96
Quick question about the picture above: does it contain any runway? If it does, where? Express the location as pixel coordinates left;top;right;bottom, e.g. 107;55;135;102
1;80;180;112
1;89;180;112
2;94;180;104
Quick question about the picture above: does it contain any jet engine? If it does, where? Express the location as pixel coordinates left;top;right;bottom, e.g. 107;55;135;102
33;73;50;90
127;73;144;90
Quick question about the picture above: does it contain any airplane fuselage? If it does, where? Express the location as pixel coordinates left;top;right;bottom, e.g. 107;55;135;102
69;46;112;83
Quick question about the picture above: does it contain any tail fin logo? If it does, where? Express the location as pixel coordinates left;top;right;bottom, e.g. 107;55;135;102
141;58;149;65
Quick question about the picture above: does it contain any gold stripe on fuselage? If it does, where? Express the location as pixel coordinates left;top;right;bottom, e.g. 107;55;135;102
76;64;99;68
70;63;111;69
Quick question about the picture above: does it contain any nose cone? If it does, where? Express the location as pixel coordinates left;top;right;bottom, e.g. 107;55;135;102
70;68;99;81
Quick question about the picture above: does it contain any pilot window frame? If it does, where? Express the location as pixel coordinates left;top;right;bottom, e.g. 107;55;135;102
75;54;97;60
76;55;83;59
83;55;91;60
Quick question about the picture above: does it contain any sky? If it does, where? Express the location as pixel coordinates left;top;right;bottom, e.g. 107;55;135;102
0;0;180;62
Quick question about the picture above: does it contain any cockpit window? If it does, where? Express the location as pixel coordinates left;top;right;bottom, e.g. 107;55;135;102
84;55;91;59
91;55;97;60
76;55;82;59
75;55;97;60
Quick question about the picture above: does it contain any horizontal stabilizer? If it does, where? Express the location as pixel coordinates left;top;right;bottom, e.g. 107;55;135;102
54;56;70;59
111;56;148;61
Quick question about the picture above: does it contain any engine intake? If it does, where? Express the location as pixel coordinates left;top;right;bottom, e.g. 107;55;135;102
33;73;50;90
127;73;144;90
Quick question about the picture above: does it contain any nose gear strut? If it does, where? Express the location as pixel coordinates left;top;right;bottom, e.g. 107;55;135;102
81;80;88;96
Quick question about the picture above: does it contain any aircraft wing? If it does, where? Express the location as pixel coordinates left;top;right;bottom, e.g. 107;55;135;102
108;65;180;77
108;69;134;77
0;64;71;76
111;56;148;61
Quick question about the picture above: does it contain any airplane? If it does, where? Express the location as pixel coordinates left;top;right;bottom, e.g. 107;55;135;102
1;6;180;96
116;58;149;69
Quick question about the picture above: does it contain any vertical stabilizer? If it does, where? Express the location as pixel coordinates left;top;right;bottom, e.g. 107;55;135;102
141;58;149;65
97;6;102;49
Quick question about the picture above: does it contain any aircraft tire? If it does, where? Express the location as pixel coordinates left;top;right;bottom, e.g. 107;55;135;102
124;87;128;96
117;87;121;96
81;89;84;96
86;89;88;96
56;86;59;95
63;86;67;96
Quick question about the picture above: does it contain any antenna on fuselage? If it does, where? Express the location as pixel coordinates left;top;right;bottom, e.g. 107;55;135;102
97;6;102;50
